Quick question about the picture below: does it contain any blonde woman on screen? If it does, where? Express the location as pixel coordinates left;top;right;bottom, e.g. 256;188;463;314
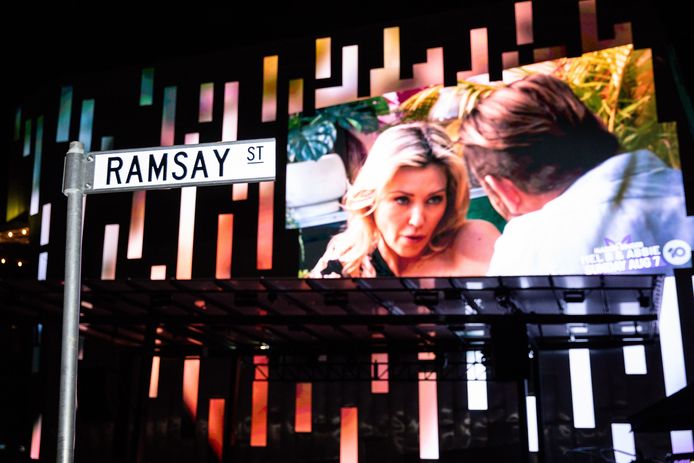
310;122;499;278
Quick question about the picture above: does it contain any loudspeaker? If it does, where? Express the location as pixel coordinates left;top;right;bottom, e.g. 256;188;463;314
488;319;529;380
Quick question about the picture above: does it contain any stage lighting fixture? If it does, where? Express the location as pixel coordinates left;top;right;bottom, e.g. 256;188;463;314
563;290;585;303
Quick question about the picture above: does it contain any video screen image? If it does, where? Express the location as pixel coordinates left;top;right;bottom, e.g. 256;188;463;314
285;45;693;278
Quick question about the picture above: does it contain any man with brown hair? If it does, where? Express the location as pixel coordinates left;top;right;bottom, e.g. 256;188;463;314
460;73;693;275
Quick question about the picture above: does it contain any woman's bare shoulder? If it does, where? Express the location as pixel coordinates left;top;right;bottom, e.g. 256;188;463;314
453;219;501;259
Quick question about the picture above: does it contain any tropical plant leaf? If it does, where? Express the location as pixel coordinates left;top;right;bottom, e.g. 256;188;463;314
287;119;337;162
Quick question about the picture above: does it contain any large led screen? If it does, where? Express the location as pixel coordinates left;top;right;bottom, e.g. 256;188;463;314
286;45;693;277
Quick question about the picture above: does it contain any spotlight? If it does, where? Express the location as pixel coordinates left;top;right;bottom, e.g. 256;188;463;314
563;290;585;303
21;229;27;235
1;258;5;264
17;261;23;268
7;231;13;238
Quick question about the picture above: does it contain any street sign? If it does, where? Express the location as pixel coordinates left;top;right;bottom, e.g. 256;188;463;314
82;138;275;194
57;138;275;463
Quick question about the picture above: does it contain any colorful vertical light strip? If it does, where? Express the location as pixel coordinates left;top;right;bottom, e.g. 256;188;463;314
315;45;358;109
14;107;21;141
57;86;73;142
672;430;694;455
30;414;42;460
150;265;166;280
216;214;234;278
251;355;269;447
78;99;95;152
40;203;51;246
623;345;647;375
183;357;201;420
316;37;331;79
659;276;687;395
100;136;114;150
371;353;389;394
340;407;358;463
37;252;48;281
569;348;595;428
222;82;239;142
611;423;636;463
257;182;274;270
221;82;247;200
659;276;693;453
161;86;177;146
418;352;439;460
262;55;278;122
208;399;226;461
515;1;534;45
23;119;32;157
288;79;304;115
199;82;214;122
526;396;539;452
466;350;488;410
149;356;160;398
30;116;44;215
176;132;200;279
101;224;119;280
140;67;154;106
295;383;312;432
457;28;489;81
127;191;146;259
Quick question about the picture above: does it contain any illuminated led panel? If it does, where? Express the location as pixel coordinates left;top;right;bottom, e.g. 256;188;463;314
216;214;233;279
295;383;312;432
611;423;635;463
150;265;166;280
37;252;48;281
569;349;595;428
161;86;177;146
222;82;239;142
30;414;42;460
457;28;489;82
466;350;488;410
101;224;119;280
526;396;539;452
288;79;303;115
30;116;44;215
56;86;72;142
340;407;358;463
371;353;388;394
315;37;331;79
140;67;154;106
262;55;278;122
623;345;647;375
316;45;358;109
176;187;197;280
127;191;146;259
257;182;274;270
100;136;114;150
183;358;200;420
199;82;214;122
418;371;439;460
209;399;225;461
515;1;534;45
579;0;632;53
149;356;160;398
23;119;31;156
660;276;687;396
40;203;51;245
251;355;269;447
78;99;95;152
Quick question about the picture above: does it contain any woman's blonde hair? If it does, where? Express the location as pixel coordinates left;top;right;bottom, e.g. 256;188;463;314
331;122;470;275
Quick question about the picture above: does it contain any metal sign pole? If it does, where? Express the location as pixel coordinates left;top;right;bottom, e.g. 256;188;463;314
57;141;86;463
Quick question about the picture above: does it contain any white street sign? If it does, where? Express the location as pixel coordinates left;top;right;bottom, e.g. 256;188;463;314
85;138;275;193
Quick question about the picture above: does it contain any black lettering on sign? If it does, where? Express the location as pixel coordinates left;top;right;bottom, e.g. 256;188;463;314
247;145;264;163
214;148;229;176
107;157;123;185
191;150;208;179
126;157;143;183
148;153;168;182
172;152;188;180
